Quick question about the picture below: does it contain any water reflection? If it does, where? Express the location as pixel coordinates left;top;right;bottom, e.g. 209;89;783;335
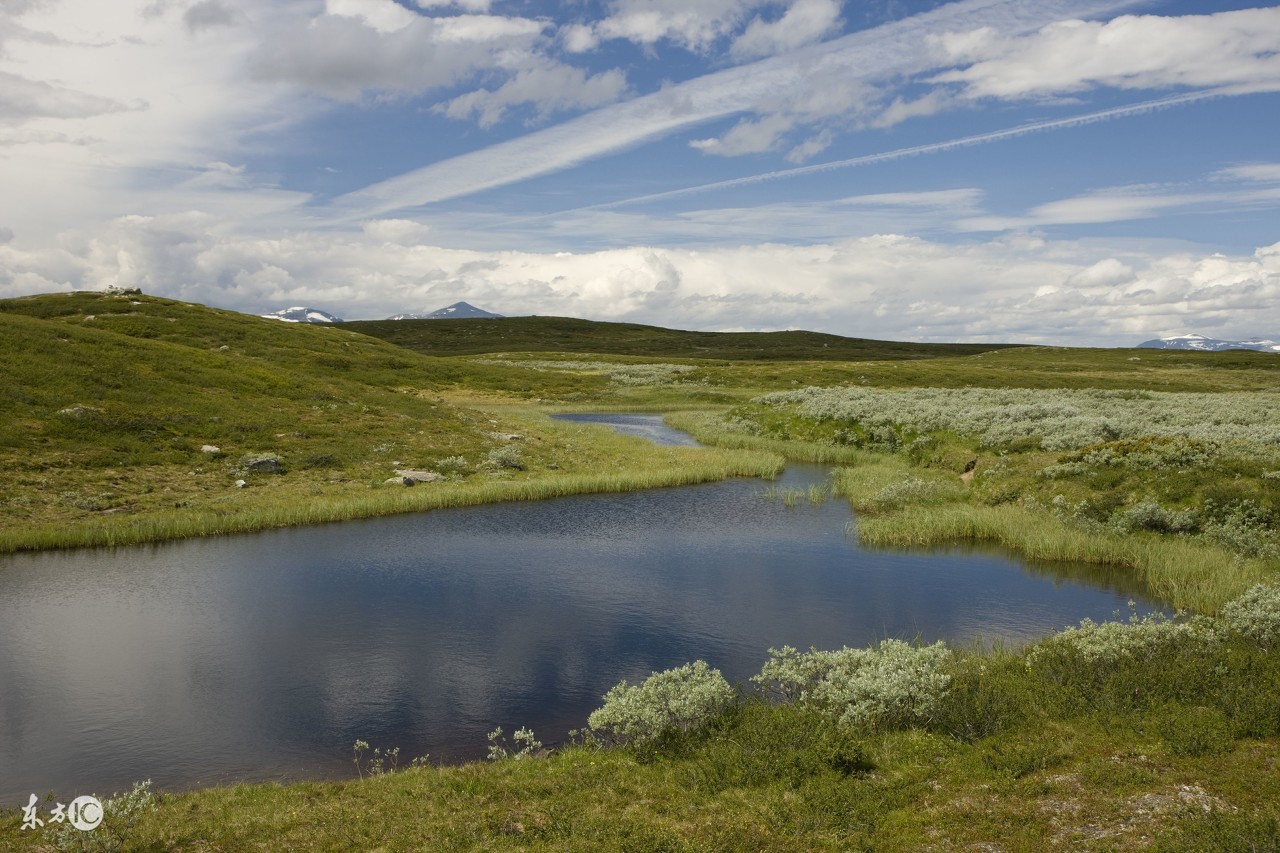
0;415;1166;804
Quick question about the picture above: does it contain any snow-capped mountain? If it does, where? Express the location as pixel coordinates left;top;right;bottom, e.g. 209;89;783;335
1137;334;1280;352
260;307;344;324
388;301;502;320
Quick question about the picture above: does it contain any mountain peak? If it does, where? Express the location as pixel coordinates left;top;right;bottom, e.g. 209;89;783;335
1137;334;1279;352
260;306;344;324
387;301;503;320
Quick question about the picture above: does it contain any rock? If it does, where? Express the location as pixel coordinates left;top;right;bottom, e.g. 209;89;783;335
235;479;247;489
201;444;221;454
56;404;102;418
385;476;415;486
217;345;231;351
393;469;446;483
488;432;524;441
243;455;284;474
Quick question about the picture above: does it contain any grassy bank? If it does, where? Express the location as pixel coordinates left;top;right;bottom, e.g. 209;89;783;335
0;292;791;553
0;447;781;553
5;586;1279;850
691;389;1280;614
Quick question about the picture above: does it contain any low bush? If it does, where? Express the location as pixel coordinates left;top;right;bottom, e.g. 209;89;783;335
588;660;735;746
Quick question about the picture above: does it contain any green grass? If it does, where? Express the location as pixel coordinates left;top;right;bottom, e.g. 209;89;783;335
5;607;1279;850
347;314;1025;361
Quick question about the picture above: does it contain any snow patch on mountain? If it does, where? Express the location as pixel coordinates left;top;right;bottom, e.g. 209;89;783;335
261;307;344;324
388;301;502;320
1137;334;1280;352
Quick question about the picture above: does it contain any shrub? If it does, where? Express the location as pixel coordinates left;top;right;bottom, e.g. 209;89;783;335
1154;704;1235;758
588;660;734;746
1027;612;1210;669
486;446;523;470
434;455;469;474
1219;584;1280;647
43;780;155;852
754;641;953;730
1114;501;1198;534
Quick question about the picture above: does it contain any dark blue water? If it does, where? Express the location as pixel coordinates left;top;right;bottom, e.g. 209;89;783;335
0;415;1163;805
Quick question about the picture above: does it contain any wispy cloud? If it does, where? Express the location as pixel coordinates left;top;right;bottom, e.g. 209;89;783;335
323;0;1139;219
565;90;1218;213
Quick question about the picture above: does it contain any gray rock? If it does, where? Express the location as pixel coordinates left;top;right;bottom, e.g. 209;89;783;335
385;476;415;486
234;479;247;489
201;444;221;454
393;469;446;483
243;455;284;474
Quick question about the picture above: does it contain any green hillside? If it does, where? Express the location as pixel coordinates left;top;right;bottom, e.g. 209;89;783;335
0;291;774;551
346;315;1026;360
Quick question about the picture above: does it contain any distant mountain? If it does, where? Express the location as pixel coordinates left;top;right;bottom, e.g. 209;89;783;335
1137;334;1280;353
388;301;502;320
260;307;344;324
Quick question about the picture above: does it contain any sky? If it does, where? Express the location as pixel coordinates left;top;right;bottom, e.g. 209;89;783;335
1;0;1278;345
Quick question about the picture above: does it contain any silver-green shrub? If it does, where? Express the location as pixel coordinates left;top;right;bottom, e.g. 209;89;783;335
753;641;953;730
588;660;734;745
752;386;1280;451
43;780;155;852
486;446;523;470
1219;584;1280;647
1027;612;1211;667
434;455;469;473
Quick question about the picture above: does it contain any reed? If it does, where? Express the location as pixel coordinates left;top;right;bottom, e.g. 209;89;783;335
853;503;1272;614
664;411;874;464
0;449;782;554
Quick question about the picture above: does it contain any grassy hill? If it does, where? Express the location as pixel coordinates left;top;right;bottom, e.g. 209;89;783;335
346;315;1026;360
0;291;775;551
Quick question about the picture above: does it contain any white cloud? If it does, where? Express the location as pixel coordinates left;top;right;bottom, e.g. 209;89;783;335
440;60;628;128
932;7;1280;101
592;0;780;53
784;128;832;163
730;0;842;60
248;11;546;101
1215;163;1280;184
690;114;792;156
329;0;1139;217
324;0;418;34
6;211;1277;347
184;0;237;33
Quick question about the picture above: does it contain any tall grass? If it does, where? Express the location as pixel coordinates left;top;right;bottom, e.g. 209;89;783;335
852;502;1271;614
664;411;874;464
0;449;782;554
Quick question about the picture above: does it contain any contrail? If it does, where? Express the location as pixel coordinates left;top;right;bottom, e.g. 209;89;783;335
570;90;1218;213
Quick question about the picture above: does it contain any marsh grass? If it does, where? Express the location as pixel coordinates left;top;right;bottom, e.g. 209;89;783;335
5;593;1280;850
664;411;874;463
0;448;781;553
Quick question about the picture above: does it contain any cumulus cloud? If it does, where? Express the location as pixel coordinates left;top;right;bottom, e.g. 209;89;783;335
931;7;1280;101
590;0;780;53
730;0;842;60
5;211;1277;347
183;0;237;33
440;61;628;128
249;11;545;101
0;70;132;126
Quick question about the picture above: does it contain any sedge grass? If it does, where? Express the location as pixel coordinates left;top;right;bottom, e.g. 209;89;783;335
0;448;781;554
664;411;874;464
852;502;1272;614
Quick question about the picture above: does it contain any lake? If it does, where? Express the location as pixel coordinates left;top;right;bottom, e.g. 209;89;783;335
0;414;1165;805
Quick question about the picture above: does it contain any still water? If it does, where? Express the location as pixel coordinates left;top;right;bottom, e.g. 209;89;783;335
0;415;1163;804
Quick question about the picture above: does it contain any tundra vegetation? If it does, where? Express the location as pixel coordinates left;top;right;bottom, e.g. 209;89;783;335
3;291;1280;848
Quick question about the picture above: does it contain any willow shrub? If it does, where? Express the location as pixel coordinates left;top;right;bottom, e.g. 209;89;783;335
587;660;735;747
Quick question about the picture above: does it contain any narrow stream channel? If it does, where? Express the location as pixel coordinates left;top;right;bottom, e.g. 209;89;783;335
0;414;1166;805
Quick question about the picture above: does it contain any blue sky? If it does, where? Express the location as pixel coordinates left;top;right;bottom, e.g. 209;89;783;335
1;0;1278;344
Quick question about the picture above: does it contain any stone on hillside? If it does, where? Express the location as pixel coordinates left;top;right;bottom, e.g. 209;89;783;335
235;479;247;489
385;476;415;486
488;432;524;441
57;404;102;418
201;444;221;454
393;469;446;483
243;454;284;474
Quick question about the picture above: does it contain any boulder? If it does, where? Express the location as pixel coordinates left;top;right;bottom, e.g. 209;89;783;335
393;469;446;483
201;444;221;454
385;476;415;486
243;455;284;474
234;479;247;489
